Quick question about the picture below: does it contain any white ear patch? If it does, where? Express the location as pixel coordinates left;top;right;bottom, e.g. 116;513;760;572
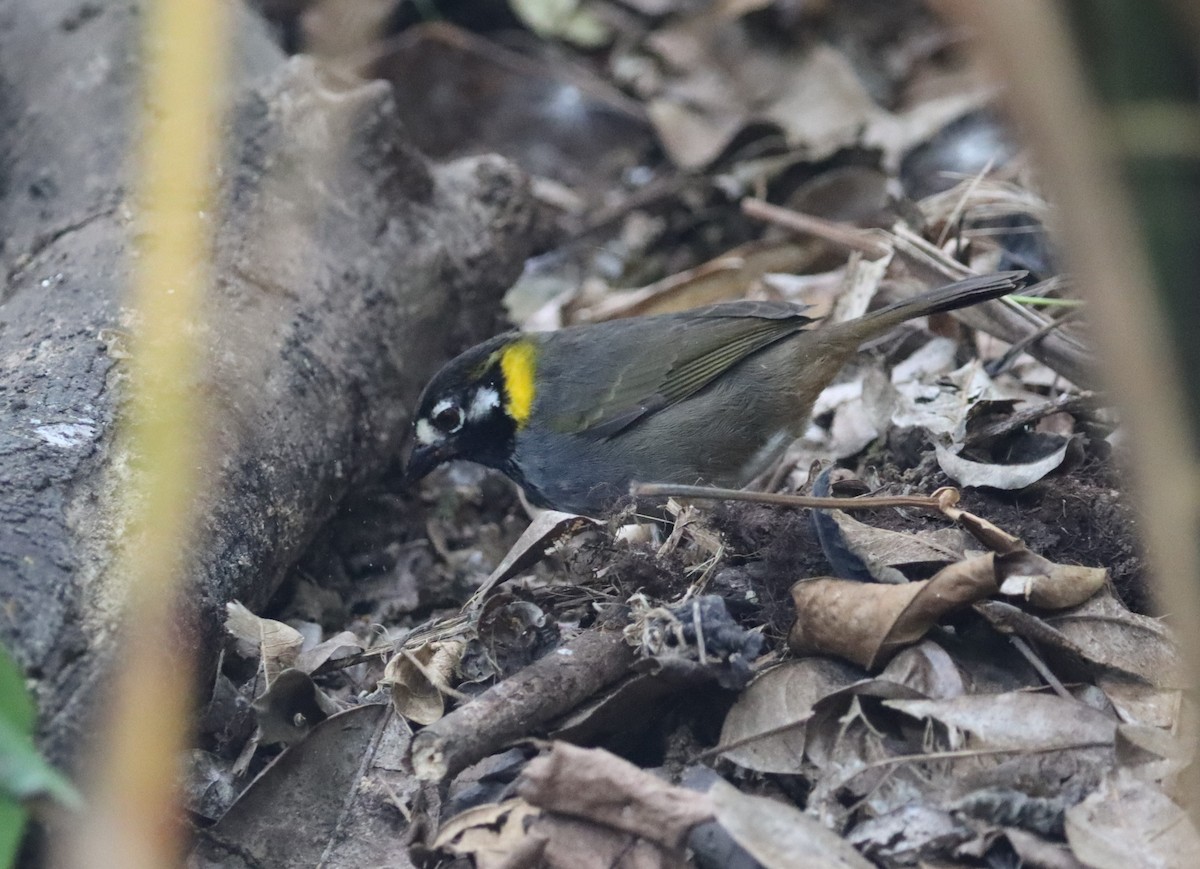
415;418;440;446
469;386;501;421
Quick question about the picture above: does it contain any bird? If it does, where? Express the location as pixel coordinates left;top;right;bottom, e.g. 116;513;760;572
406;271;1025;516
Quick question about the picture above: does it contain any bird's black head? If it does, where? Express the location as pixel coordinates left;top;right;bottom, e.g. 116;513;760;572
405;334;536;484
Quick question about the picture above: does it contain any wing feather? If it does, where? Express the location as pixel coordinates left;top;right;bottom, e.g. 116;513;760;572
558;305;815;439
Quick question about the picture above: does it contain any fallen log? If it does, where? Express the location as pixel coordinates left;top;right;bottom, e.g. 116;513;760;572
0;0;543;765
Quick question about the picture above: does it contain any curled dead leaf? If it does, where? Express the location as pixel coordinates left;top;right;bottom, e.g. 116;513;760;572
294;630;364;674
225;600;304;685
935;439;1069;490
995;549;1106;609
434;798;542;867
188;705;414;867
517;742;714;850
381;640;465;726
251;668;342;746
814;506;969;584
878;640;965;700
789;555;998;669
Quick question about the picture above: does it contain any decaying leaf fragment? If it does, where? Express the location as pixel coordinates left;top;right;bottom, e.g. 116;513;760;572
467;509;601;612
846;805;973;868
935;438;1070;490
718;657;863;773
709;779;875;869
189;705;416;868
225;601;305;685
294;630;363;674
517;742;714;850
251;668;341;746
433;799;543;869
791;496;1108;667
434;743;717;869
1064;772;1200;869
995;549;1107;609
884;692;1117;752
381;639;466;725
1046;591;1182;687
814;506;970;584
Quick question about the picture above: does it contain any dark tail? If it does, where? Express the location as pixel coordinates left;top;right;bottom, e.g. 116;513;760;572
842;270;1026;342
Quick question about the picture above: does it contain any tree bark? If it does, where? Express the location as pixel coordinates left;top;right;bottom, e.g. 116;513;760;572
0;0;543;765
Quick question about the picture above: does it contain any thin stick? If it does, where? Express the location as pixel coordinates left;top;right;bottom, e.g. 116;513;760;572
1008;635;1073;701
631;482;959;513
409;629;636;782
741;197;891;258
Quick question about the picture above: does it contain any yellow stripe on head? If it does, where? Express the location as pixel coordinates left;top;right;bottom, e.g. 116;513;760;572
499;339;538;428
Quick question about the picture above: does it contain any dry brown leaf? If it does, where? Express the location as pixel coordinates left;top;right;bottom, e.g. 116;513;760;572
645;12;987;171
885;692;1117;751
225;600;305;685
530;813;692;869
1064;773;1200;869
973;599;1182;730
1001;828;1086;869
1115;723;1193;784
818;508;970;583
804;681;932;826
846;805;972;867
877;640;966;700
434;798;543;869
825;368;898;461
294;630;363;674
789;555;998;668
517;742;714;850
709;778;875;869
468;510;601;611
381;639;465;726
890;357;1005;438
1098;676;1183;730
994;550;1107;610
189;705;417;868
1046;591;1182;688
718;657;863;773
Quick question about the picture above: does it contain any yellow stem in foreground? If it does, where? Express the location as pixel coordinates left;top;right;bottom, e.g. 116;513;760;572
74;2;227;866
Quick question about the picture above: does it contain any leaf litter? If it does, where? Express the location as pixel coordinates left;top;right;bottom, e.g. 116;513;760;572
184;2;1172;867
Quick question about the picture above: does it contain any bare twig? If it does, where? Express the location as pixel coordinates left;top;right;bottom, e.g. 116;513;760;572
409;629;636;782
964;390;1102;444
741;197;891;258
632;482;960;514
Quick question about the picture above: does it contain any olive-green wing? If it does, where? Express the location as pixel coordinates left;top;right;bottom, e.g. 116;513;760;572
555;301;815;439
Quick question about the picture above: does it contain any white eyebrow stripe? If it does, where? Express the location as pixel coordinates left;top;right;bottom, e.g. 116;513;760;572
415;419;440;445
469;387;500;420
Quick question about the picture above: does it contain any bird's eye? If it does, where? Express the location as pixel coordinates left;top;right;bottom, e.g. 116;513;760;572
432;404;464;434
